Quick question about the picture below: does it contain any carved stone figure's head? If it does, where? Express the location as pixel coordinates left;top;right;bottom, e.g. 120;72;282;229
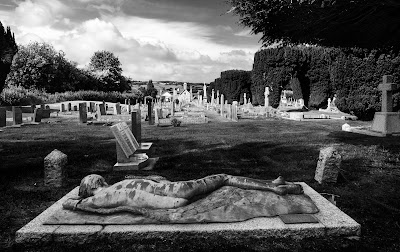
78;174;108;198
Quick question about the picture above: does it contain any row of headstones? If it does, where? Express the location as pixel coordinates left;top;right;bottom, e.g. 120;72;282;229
0;105;51;127
205;94;238;121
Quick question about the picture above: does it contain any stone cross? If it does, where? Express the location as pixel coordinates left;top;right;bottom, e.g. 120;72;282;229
327;98;332;110
264;87;270;107
378;75;399;112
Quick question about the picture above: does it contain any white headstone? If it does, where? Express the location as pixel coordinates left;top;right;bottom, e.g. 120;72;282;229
110;122;140;158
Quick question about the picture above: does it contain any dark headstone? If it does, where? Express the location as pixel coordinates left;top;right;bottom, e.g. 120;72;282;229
33;108;42;122
73;105;78;111
68;103;72;111
45;105;50;109
40;104;45;109
131;110;141;143
0;107;6;127
12;106;23;125
99;104;106;115
89;102;95;113
148;101;154;125
79;103;87;123
41;109;51;118
60;104;66;112
115;102;121;115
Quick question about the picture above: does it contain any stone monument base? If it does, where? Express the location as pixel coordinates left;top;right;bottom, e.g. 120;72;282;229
371;112;400;136
15;183;360;250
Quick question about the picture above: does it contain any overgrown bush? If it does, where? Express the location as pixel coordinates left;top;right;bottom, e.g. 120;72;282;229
171;118;181;127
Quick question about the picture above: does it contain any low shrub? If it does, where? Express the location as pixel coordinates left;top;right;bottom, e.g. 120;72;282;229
171;118;181;127
0;85;140;106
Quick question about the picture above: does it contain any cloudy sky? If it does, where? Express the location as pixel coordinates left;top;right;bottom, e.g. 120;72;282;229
0;0;262;83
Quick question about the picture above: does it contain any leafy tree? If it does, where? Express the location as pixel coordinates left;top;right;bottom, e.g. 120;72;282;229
88;50;128;92
226;0;400;50
138;80;157;99
6;42;90;93
0;21;17;93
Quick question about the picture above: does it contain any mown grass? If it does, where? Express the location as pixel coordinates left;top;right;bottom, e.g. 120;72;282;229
1;116;400;251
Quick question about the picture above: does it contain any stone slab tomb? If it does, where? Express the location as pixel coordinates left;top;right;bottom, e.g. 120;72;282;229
110;122;156;171
15;182;361;249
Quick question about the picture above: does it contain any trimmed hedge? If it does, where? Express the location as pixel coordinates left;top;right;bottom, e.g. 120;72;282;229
252;46;400;120
210;70;252;104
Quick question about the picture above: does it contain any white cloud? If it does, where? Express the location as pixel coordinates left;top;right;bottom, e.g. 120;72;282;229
234;29;253;38
2;0;260;82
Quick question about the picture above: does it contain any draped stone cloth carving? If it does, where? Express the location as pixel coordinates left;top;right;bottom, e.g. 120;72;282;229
46;186;318;225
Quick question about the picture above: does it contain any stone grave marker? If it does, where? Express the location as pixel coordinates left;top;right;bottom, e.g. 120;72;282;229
110;122;152;170
131;109;142;143
33;108;42;122
0;107;6;127
41;104;45;109
79;103;87;123
12;106;23;125
371;75;400;135
68;103;72;111
73;105;78;111
89;102;95;113
148;101;154;125
264;86;270;108
314;146;342;184
115;102;121;115
99;104;106;116
44;149;67;187
60;103;66;112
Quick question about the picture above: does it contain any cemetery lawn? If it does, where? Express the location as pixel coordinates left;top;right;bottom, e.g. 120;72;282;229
1;118;400;251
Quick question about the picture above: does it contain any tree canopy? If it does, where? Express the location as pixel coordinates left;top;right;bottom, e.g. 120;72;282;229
6;42;98;93
0;21;17;93
88;50;128;92
226;0;400;50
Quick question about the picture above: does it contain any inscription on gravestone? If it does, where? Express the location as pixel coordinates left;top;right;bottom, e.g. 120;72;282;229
110;122;140;159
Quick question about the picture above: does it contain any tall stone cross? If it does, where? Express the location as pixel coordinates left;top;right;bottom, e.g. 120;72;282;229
264;87;270;107
378;75;399;112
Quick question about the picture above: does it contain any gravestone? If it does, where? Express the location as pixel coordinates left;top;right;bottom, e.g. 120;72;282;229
89;102;95;113
68;103;72;111
41;104;45;109
314;146;342;184
264;87;270;108
371;75;400;135
60;103;66;112
115;102;121;115
110;122;150;170
0;107;6;127
12;106;23;125
44;149;67;187
99;104;106;116
131;110;142;143
243;93;247;105
154;108;159;125
79;103;87;124
232;101;238;121
33;108;42;122
73;105;78;111
148;101;154;125
211;89;215;106
220;94;224;116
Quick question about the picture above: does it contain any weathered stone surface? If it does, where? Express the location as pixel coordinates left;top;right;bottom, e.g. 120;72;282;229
78;103;87;123
314;146;342;184
12;106;23;125
44;149;67;187
15;182;361;249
